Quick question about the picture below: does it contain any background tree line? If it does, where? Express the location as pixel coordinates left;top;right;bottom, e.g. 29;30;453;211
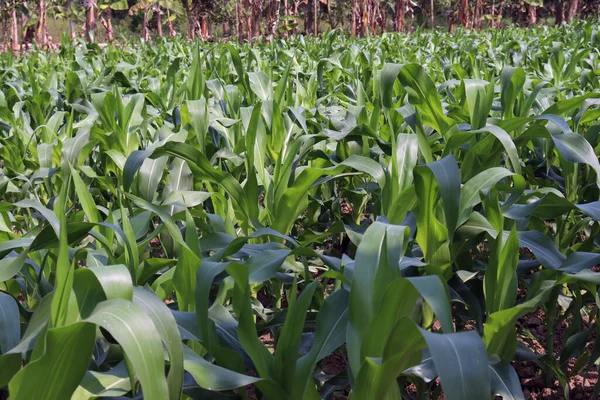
0;0;598;52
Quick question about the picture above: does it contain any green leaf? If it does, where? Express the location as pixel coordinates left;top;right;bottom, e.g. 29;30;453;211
72;362;131;400
347;221;409;377
420;329;491;400
182;345;262;390
459;167;515;226
9;323;96;400
0;292;20;353
379;63;403;108
88;264;133;301
51;174;73;328
489;358;525;400
132;288;184;400
248;71;272;101
274;281;319;394
485;228;520;314
399;64;454;136
86;299;170;400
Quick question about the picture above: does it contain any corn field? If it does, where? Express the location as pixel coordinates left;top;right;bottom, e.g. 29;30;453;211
1;21;600;399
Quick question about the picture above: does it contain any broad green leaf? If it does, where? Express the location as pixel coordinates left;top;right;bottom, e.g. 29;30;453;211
421;329;491;400
9;323;96;400
86;299;170;400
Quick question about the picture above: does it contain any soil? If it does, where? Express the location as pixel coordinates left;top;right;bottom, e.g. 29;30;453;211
514;307;599;400
244;305;600;400
245;251;600;399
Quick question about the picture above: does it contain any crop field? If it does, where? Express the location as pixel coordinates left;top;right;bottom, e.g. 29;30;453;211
1;21;600;400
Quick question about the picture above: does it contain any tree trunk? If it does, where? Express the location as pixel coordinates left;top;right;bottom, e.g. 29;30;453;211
181;0;194;38
380;2;387;32
201;16;209;38
305;0;313;34
368;0;376;34
430;0;434;28
11;6;19;53
157;8;163;36
101;8;114;42
271;0;281;35
251;0;263;38
566;0;578;22
293;0;301;34
394;0;405;32
267;0;273;34
283;0;289;35
473;0;482;28
84;0;96;42
142;9;150;41
66;0;76;39
458;0;468;26
555;1;564;24
527;3;537;26
246;0;253;39
37;0;48;47
167;9;176;36
236;1;244;42
313;0;318;35
352;0;358;35
362;0;368;36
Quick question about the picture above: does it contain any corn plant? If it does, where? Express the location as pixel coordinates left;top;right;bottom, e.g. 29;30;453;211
1;21;600;400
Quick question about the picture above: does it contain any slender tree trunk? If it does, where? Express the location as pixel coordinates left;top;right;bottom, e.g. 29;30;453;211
368;0;375;34
11;6;19;53
167;9;176;36
293;0;301;34
361;0;368;35
473;0;482;28
181;0;194;38
556;1;564;24
352;0;358;35
283;0;289;34
430;0;434;28
458;0;468;26
527;4;537;26
157;8;163;36
201;16;209;38
224;19;231;36
313;0;318;35
267;0;273;34
66;0;76;39
304;0;312;34
142;9;150;41
236;1;244;42
271;0;281;35
37;0;48;47
251;0;263;38
394;0;405;32
84;0;96;42
1;12;6;53
380;2;387;32
101;8;114;42
246;0;253;38
566;0;578;22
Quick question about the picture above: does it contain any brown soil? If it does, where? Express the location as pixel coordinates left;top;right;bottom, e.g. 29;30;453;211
514;308;599;400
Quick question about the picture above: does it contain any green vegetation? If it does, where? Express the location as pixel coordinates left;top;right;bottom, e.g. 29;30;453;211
1;21;600;399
